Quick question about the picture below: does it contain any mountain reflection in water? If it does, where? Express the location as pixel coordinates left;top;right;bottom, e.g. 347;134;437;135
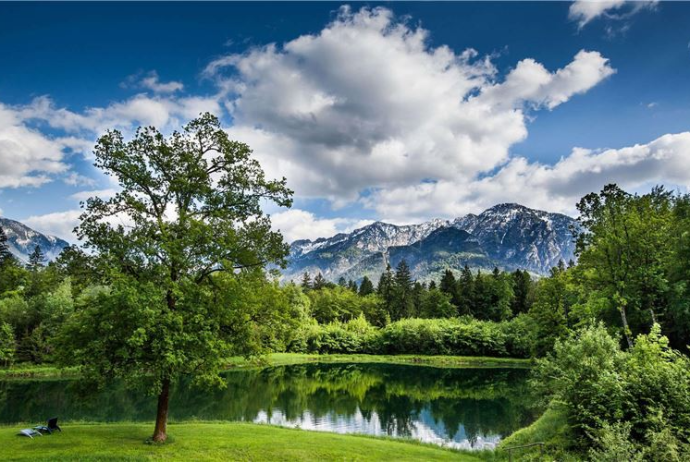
0;363;537;449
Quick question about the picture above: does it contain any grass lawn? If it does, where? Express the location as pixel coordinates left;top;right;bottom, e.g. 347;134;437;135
0;422;485;461
0;353;530;379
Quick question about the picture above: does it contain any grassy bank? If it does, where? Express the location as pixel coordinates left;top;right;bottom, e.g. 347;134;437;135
497;403;577;461
0;353;530;379
1;422;484;461
226;353;531;369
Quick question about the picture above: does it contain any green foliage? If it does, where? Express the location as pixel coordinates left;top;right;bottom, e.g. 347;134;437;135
575;185;675;347
419;288;455;319
56;113;293;440
528;264;576;356
289;316;532;358
534;323;690;453
0;321;14;366
358;275;375;296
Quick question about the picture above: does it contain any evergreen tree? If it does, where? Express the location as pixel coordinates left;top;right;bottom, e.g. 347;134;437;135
411;281;425;317
457;264;475;316
439;269;456;298
337;276;347;287
359;275;375;296
0;227;13;264
313;273;327;290
347;279;358;293
300;272;312;292
377;264;395;316
473;270;490;320
511;269;532;314
28;245;45;271
428;280;437;290
487;267;514;321
392;260;414;320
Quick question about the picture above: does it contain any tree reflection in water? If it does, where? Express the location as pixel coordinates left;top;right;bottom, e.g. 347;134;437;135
0;363;537;449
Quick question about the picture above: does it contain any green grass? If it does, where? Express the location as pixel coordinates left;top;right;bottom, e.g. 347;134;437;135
497;402;579;461
0;353;530;379
224;352;531;369
0;364;80;380
1;422;485;461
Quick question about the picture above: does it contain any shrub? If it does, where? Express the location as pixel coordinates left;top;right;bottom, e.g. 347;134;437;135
287;316;532;358
534;323;690;453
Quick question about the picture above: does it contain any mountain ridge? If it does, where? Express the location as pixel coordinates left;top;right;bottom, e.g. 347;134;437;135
0;216;70;262
284;203;578;282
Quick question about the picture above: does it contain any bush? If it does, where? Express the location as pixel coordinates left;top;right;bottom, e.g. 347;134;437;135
534;323;690;453
287;316;532;358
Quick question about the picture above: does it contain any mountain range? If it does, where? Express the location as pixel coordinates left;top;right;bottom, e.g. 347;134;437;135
0;217;70;263
285;203;579;282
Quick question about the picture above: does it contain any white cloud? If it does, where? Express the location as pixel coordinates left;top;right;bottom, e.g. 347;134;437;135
23;209;81;241
478;50;615;110
0;104;70;188
19;92;222;140
209;6;613;206
70;188;118;201
569;0;657;30
271;209;372;242
365;132;690;222
63;172;96;187
139;71;184;94
122;71;184;94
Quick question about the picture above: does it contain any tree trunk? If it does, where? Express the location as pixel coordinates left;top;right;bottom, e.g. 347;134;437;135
619;306;634;350
152;378;170;442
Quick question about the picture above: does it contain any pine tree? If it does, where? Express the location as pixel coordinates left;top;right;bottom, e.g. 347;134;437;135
0;227;13;264
313;273;327;290
337;276;347;287
439;269;456;297
428;280;437;290
28;245;45;271
377;265;395;316
457;264;475;316
300;272;312;292
359;276;375;296
392;260;414;320
411;281;425;317
348;279;358;293
440;269;462;309
511;269;532;314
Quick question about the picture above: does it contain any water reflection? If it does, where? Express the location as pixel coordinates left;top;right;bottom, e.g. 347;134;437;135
0;363;536;449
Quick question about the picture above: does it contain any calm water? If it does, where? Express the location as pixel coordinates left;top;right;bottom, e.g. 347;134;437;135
0;363;536;450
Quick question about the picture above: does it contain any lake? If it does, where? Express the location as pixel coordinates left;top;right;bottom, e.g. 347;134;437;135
0;363;537;450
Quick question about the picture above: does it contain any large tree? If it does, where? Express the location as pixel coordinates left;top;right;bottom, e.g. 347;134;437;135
61;113;292;442
576;184;673;348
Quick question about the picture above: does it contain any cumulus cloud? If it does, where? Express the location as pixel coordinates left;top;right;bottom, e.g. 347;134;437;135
20;94;222;136
23;209;82;241
364;132;690;222
63;172;96;187
70;188;118;201
271;209;372;242
207;6;614;205
122;70;184;94
140;71;184;94
569;0;657;30
0;104;70;188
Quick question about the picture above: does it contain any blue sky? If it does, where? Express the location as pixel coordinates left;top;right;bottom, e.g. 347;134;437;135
1;1;689;242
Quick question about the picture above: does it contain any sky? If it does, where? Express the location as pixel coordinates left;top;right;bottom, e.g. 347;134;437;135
1;1;689;243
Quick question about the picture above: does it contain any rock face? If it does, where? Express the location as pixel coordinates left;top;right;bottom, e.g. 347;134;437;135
284;204;578;282
0;217;70;262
